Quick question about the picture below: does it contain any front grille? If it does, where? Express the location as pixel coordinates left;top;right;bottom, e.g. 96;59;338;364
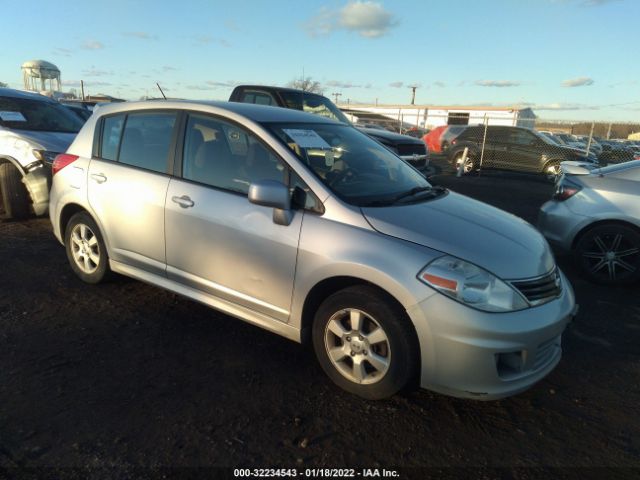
396;143;426;156
511;269;562;306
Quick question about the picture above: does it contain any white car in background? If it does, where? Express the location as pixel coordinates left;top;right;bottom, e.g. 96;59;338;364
0;88;82;219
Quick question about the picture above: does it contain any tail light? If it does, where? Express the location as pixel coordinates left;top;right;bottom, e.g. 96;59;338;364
52;154;79;176
451;139;457;146
553;179;581;201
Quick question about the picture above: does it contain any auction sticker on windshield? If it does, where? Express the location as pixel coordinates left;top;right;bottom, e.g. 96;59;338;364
0;111;27;122
283;129;331;149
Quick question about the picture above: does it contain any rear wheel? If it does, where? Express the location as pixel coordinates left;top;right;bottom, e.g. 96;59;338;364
65;212;111;284
453;151;476;174
312;285;419;400
574;224;640;284
0;163;30;220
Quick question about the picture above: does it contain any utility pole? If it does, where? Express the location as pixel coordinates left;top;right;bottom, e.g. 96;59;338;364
409;85;418;105
332;92;342;104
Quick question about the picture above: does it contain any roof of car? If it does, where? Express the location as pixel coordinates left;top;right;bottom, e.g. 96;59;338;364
0;87;58;102
93;99;339;124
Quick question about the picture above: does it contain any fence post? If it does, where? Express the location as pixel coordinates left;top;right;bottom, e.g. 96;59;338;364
606;122;613;140
586;122;595;156
457;147;469;177
478;114;489;175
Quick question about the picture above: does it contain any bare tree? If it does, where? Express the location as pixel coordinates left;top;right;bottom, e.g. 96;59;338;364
287;76;323;94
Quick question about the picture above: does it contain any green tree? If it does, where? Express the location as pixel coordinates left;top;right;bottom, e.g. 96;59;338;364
0;81;8;88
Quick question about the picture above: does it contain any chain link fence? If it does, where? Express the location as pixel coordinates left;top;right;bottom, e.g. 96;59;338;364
342;107;640;179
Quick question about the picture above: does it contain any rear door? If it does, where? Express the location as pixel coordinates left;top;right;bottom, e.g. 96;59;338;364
87;110;177;276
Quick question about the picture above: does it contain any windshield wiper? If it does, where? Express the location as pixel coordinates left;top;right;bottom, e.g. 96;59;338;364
361;186;446;207
392;185;446;203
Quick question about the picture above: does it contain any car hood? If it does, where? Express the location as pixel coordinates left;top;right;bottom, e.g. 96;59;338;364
361;191;555;280
359;127;423;145
11;129;76;153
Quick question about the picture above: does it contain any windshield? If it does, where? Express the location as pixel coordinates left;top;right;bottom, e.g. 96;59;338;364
535;131;560;146
280;92;351;125
0;96;83;133
266;122;434;207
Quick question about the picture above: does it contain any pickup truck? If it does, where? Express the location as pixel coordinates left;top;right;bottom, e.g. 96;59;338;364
229;85;428;169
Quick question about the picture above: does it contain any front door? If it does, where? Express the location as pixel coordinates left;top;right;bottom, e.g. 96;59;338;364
164;113;302;322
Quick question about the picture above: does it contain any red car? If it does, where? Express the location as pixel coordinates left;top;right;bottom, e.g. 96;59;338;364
423;125;447;153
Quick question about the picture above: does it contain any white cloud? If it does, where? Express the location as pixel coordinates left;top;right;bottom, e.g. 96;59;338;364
433;81;446;88
82;40;104;50
562;76;594;87
63;80;112;87
194;35;231;47
521;102;599;111
475;80;521;87
123;31;156;40
82;67;112;77
581;0;621;6
52;47;73;57
389;81;403;88
325;80;362;89
305;1;397;38
205;80;237;88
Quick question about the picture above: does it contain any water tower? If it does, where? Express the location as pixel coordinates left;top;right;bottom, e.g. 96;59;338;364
21;60;61;92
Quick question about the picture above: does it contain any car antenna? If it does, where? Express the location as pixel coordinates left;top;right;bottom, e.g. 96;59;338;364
156;83;167;99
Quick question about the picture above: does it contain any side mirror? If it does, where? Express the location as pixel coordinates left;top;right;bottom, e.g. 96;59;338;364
248;180;293;226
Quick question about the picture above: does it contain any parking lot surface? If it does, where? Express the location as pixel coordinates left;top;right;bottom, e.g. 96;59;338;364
1;168;639;477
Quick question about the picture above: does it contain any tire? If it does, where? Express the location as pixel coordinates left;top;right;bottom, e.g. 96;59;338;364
574;223;640;285
0;163;30;220
312;285;419;400
452;150;476;174
65;212;111;284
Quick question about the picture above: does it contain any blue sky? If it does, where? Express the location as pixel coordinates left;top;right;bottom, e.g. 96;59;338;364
1;0;638;121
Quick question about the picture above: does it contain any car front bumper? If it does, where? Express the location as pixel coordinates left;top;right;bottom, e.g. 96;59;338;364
406;269;576;400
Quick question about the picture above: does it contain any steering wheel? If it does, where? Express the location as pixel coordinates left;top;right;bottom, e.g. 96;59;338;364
328;167;359;186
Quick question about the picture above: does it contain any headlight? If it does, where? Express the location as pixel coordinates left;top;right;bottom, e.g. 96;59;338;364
418;256;529;312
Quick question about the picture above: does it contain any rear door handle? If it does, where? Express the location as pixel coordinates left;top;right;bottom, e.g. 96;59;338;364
90;173;107;184
171;195;194;208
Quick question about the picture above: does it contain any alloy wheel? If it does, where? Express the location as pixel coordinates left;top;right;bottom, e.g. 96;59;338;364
70;223;101;274
580;231;639;282
324;308;391;385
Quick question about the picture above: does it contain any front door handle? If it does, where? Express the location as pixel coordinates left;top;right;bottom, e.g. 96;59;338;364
90;173;107;184
171;195;194;208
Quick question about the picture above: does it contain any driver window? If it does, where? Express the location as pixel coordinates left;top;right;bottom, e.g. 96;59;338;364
182;114;286;194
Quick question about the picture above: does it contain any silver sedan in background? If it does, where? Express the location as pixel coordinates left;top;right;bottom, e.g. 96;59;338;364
538;160;640;284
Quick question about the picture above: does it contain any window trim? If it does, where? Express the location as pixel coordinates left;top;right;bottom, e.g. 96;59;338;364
93;109;180;176
174;109;323;213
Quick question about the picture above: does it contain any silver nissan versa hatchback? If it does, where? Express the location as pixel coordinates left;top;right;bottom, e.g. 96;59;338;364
49;100;577;400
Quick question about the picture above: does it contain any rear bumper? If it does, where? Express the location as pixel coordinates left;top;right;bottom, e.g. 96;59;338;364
406;269;576;400
23;165;51;216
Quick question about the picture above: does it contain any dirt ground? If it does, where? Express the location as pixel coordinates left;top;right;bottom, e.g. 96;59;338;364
1;166;639;479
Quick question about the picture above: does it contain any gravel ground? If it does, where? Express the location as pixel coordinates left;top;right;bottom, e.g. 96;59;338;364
1;166;639;479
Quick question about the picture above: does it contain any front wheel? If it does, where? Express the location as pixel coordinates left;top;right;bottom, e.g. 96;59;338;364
574;224;640;285
0;163;30;220
312;286;419;400
65;212;111;284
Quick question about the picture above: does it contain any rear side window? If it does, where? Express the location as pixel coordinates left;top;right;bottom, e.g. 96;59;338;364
101;115;125;160
118;112;176;173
